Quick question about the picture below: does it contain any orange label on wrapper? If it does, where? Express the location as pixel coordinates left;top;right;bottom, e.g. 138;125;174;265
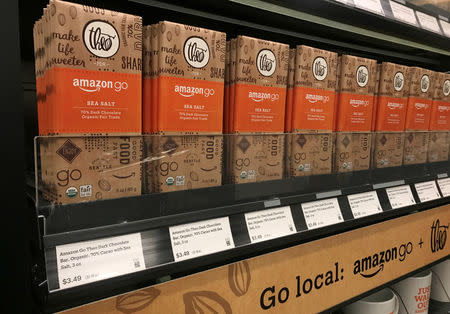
292;86;335;131
142;78;152;134
157;76;224;133
429;100;450;130
405;97;432;130
336;93;374;131
233;84;286;132
47;67;141;134
375;96;407;131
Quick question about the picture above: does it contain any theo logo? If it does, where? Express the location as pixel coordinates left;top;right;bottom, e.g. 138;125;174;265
430;219;448;253
443;79;450;96
394;72;404;91
421;74;430;93
353;242;413;278
83;20;119;58
312;57;327;81
256;49;276;77
183;36;210;69
356;65;369;87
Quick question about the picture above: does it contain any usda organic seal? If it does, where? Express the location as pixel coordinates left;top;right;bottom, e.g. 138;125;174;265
66;187;78;198
166;177;174;186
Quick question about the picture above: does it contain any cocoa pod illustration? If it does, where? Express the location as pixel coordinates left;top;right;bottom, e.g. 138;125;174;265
228;261;251;297
58;13;66;26
69;6;77;19
115;287;160;314
98;179;111;192
50;3;56;16
183;291;232;314
166;31;172;42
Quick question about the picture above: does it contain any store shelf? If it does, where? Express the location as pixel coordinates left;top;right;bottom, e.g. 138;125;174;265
20;0;450;313
49;203;450;314
38;163;450;312
125;0;450;69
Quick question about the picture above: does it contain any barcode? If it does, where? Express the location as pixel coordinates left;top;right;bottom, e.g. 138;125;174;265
134;259;140;268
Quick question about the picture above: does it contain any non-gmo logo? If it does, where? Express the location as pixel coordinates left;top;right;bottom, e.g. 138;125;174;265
83;20;119;58
256;49;276;77
183;36;210;69
443;80;450;96
312;57;327;81
394;72;404;91
356;65;369;87
421;74;430;93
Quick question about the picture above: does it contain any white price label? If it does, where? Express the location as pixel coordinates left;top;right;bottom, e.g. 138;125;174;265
301;198;343;230
386;185;416;209
55;233;145;290
353;0;384;16
438;178;450;197
416;11;442;34
390;1;419;26
348;191;383;219
169;217;235;262
415;181;441;202
439;19;450;37
245;206;296;243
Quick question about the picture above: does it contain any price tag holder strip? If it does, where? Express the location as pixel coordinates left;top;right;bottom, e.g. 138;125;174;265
46;180;445;292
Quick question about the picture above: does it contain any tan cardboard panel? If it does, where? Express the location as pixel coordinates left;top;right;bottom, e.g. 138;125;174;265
40;136;142;204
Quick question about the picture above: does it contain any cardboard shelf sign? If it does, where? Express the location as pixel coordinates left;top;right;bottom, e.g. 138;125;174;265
64;205;450;314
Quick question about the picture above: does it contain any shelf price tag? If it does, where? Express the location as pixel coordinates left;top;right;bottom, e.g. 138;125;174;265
386;185;416;209
353;0;385;16
169;217;235;262
348;191;383;219
389;0;419;26
416;11;442;34
245;206;296;243
301;198;343;230
55;233;145;290
439;19;450;37
437;178;450;197
415;181;441;202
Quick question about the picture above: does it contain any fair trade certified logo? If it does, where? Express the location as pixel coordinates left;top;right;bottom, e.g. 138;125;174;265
353;242;413;278
312;57;328;81
183;36;210;69
394;71;404;91
421;74;430;93
443;79;450;96
356;65;369;87
256;49;276;77
83;20;119;58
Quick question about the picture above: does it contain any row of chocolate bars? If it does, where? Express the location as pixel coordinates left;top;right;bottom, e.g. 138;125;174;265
34;1;450;204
